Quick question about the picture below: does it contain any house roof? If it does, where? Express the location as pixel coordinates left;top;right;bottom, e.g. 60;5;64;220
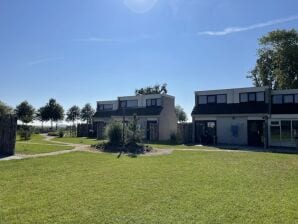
93;106;163;118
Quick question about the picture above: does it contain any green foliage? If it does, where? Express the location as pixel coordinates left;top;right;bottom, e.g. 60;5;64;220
105;121;123;146
248;29;298;89
58;129;64;138
43;99;64;129
0;101;13;117
127;114;143;143
66;105;81;123
80;103;95;124
175;105;187;122
15;101;35;124
135;83;168;95
35;106;49;124
18;126;33;140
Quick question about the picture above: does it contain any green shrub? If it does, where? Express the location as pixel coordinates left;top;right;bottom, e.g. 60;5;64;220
18;126;33;141
105;121;123;146
58;130;64;138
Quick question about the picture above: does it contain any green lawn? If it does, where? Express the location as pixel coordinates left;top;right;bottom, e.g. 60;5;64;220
16;134;59;145
51;137;101;145
0;151;297;223
15;143;74;155
16;134;73;154
148;142;216;150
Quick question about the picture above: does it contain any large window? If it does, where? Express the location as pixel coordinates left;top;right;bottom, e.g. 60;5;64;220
270;120;298;146
217;94;227;104
146;98;162;107
198;96;207;104
127;100;138;108
198;94;227;104
284;95;294;104
295;94;298;103
207;95;216;104
240;92;265;103
281;120;292;142
272;95;283;104
240;93;248;103
293;121;298;139
256;92;265;102
99;104;113;111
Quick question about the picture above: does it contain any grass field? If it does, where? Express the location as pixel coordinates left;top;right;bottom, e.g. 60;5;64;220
51;137;100;145
15;143;74;155
16;134;73;154
0;150;297;223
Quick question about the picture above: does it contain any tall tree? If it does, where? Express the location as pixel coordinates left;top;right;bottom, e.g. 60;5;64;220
0;101;13;117
135;83;168;95
175;105;187;123
66;105;81;136
80;103;95;125
15;101;35;125
36;106;49;130
44;99;64;129
248;29;298;89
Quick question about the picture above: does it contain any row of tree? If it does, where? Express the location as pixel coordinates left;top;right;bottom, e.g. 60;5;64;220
0;99;95;129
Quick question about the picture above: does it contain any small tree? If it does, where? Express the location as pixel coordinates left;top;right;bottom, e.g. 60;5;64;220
66;105;81;136
105;121;123;146
80;103;95;125
127;114;143;144
44;99;64;130
15;101;35;125
0;101;13;117
36;106;49;130
175;105;187;123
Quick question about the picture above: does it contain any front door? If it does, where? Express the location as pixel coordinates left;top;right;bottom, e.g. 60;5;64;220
247;120;264;146
195;121;217;145
147;121;158;141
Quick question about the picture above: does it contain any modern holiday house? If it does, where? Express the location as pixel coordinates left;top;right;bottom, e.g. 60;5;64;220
93;94;177;141
192;86;298;148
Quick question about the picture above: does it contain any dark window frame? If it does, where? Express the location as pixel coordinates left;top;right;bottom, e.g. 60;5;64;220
240;91;265;103
207;95;216;104
283;94;294;104
216;94;227;104
146;98;162;107
272;95;283;104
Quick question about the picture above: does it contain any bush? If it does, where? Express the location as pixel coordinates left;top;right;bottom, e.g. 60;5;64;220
170;132;182;144
18;126;33;141
47;132;59;137
105;121;123;146
92;141;153;154
58;130;64;138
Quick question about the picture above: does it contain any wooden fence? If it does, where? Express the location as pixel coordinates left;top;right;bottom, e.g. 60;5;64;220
177;122;193;144
0;115;17;156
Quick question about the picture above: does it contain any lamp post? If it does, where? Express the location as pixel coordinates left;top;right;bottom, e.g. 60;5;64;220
122;105;125;151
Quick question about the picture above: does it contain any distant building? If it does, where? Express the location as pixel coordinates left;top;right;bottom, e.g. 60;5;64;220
93;94;177;141
192;87;298;148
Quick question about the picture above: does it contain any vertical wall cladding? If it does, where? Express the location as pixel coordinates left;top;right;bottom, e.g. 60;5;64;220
159;96;178;140
216;117;248;145
0;115;17;156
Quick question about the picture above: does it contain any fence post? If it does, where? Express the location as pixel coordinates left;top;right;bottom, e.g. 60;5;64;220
0;115;17;156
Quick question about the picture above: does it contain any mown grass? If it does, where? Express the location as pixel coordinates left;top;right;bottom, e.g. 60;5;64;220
0;151;297;223
16;134;73;154
15;143;74;155
51;137;101;145
16;134;58;145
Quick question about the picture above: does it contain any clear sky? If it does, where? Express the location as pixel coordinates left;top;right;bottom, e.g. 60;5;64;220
1;0;298;119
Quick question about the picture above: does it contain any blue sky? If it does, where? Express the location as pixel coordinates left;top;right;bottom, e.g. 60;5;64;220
0;0;298;119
